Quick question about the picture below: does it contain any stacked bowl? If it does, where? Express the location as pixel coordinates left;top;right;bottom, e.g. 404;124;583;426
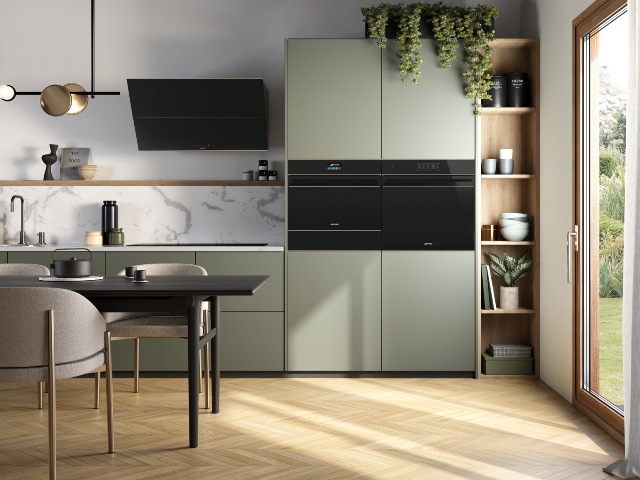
499;213;529;241
77;165;97;180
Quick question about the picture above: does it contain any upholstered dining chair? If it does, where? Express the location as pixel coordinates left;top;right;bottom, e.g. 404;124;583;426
0;287;114;480
104;263;212;407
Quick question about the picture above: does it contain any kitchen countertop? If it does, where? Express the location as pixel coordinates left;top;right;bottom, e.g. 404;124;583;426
0;244;284;252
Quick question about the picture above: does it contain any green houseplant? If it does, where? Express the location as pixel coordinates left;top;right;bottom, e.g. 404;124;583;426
487;251;533;310
361;2;499;114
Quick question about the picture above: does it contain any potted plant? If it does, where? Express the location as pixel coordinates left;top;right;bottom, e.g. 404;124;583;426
361;2;499;114
487;251;533;310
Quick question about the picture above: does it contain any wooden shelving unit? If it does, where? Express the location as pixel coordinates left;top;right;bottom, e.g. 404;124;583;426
0;180;285;187
478;38;540;377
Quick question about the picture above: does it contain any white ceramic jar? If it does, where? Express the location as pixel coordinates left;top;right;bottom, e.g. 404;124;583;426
84;231;103;246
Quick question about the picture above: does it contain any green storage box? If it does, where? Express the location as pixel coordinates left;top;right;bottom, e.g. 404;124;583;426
482;353;533;375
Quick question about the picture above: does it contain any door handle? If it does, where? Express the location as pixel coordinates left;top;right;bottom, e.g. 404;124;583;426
567;226;579;283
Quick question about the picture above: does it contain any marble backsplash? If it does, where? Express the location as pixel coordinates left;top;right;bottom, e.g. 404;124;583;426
0;186;284;246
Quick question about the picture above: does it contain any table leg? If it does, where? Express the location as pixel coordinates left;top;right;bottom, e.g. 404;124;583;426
188;298;201;448
211;296;220;413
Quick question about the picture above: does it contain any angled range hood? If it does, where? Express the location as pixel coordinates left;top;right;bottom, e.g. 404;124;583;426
127;78;268;151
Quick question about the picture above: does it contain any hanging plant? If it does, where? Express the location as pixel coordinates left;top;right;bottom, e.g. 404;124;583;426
361;2;499;115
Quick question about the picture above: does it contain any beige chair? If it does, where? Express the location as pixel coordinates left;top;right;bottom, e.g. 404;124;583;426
0;287;114;480
105;263;211;407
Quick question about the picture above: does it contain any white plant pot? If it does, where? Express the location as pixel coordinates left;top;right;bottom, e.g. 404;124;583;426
500;286;519;310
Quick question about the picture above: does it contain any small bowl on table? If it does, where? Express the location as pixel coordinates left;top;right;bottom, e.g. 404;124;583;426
77;165;97;180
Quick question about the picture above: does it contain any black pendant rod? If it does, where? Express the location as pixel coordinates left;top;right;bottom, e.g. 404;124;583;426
91;0;95;98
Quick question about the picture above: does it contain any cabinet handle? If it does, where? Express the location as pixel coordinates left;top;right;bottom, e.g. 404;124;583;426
567;226;579;283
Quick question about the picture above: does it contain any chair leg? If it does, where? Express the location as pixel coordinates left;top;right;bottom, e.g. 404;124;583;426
94;371;100;409
133;337;140;393
47;310;57;480
105;332;115;453
37;382;44;410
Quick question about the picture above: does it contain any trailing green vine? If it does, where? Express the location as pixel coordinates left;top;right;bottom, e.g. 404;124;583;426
361;2;499;115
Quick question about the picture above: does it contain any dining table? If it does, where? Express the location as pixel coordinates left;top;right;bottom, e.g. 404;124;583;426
0;274;269;448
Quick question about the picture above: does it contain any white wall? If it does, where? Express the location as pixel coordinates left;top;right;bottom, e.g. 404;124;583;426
0;0;524;181
522;0;594;401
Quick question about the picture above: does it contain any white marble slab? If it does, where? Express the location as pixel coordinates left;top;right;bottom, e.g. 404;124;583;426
0;186;284;246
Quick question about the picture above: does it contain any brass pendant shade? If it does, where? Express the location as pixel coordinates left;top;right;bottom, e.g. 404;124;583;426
64;83;89;115
40;85;72;116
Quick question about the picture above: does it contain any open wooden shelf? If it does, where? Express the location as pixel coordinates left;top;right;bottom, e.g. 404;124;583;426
477;38;540;379
0;180;285;187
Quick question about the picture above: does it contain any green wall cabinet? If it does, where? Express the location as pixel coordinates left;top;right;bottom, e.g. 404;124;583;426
7;250;106;276
287;39;382;159
381;41;475;159
381;251;476;372
287;251;382;371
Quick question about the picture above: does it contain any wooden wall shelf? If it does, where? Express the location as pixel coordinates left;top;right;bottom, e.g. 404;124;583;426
481;309;536;315
481;107;536;115
0;180;285;187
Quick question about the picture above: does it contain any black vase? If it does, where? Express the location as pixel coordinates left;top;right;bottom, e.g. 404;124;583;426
42;144;58;181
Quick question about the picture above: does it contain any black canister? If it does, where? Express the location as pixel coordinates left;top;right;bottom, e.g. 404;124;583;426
481;75;507;107
101;200;118;245
506;72;529;107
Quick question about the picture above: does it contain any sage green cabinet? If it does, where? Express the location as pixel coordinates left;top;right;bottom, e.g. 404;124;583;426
104;251;195;275
381;251;475;372
7;250;106;276
196;252;283;312
381;41;475;159
0;252;6;263
287;39;382;159
287;251;382;371
219;312;284;371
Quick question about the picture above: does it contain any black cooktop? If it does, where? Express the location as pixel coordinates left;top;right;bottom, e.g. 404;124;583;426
128;243;268;247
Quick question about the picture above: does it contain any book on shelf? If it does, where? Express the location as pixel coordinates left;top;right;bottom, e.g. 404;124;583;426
486;265;497;309
481;264;497;310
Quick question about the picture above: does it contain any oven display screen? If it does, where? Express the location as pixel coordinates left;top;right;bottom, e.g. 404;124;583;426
416;162;441;172
327;162;342;171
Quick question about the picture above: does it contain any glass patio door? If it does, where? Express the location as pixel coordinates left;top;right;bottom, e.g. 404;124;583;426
573;0;627;435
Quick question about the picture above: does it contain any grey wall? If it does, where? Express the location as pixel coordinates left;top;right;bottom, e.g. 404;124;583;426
525;0;595;402
0;0;524;181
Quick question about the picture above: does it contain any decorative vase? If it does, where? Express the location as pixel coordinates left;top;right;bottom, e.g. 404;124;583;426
41;144;58;181
500;286;519;310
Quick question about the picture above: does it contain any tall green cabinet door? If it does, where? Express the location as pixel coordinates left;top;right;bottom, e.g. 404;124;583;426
381;40;475;159
287;39;382;159
382;251;475;372
287;251;382;371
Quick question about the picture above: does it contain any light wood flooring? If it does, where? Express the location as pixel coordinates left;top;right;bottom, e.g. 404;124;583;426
0;377;623;479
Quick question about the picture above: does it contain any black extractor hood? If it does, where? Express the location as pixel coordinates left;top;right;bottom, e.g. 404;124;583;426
127;78;268;151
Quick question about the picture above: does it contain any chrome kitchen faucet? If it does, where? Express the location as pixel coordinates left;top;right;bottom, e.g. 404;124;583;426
10;195;27;245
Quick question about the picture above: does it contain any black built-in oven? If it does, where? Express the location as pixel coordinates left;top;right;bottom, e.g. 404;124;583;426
381;160;475;250
288;160;381;250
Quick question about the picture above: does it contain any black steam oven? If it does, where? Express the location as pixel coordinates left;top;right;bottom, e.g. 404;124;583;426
287;160;381;250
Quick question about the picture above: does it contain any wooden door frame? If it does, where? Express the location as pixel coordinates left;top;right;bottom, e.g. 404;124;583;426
572;0;626;442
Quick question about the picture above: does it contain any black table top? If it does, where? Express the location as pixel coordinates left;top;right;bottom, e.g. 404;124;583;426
0;275;270;297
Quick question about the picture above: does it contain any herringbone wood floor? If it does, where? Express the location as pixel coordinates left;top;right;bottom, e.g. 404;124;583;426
0;377;623;479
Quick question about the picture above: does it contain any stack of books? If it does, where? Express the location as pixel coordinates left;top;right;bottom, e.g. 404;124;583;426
480;264;496;310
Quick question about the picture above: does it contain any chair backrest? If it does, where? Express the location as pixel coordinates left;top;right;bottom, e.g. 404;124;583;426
0;287;106;382
0;263;50;276
117;263;207;276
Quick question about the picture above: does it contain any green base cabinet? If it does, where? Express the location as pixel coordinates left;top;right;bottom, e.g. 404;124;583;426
104;251;195;275
0;252;6;263
220;312;284;371
7;250;106;276
196;252;284;312
382;251;475;372
287;251;382;371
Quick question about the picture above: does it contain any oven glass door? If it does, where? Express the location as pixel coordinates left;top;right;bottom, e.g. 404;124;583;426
381;176;475;250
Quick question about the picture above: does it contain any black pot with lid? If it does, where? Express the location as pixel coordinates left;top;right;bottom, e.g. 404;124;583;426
50;248;93;278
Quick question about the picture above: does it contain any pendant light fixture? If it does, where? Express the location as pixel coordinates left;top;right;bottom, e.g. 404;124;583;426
0;0;119;115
